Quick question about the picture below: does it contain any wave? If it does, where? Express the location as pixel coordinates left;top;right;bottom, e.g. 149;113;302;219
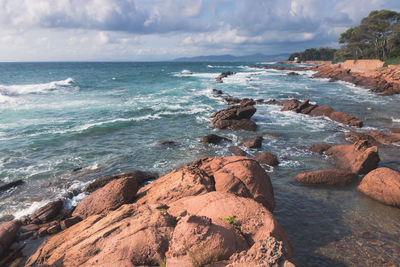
392;117;400;122
0;78;76;97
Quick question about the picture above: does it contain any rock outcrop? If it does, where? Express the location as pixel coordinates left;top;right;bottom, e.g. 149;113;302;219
254;152;279;166
216;71;234;83
309;143;332;154
85;170;157;193
73;177;138;219
280;99;363;127
211;100;257;131
370;130;400;145
325;140;380;175
295;169;358;187
240;136;263;148
25;157;291;266
27;199;63;224
358;167;400;208
200;134;231;144
229;146;247;156
0;220;20;256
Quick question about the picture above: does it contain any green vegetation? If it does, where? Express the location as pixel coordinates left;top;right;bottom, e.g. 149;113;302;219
223;215;241;231
288;47;337;62
288;10;400;63
337;10;400;61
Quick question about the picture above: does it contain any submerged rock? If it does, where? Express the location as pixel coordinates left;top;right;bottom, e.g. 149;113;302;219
358;167;400;208
295;169;358;187
0;179;24;192
216;71;234;83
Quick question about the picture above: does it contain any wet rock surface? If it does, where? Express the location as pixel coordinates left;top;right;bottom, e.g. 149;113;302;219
358;167;400;208
295;169;358;187
254;152;279;166
211;100;257;131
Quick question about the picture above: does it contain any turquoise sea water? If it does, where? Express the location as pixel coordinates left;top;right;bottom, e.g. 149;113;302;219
0;62;399;265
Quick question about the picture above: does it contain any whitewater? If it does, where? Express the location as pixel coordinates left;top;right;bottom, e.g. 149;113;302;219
0;62;399;265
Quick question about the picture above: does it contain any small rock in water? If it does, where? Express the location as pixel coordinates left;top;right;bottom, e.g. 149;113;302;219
240;136;263;148
0;179;24;192
200;134;231;144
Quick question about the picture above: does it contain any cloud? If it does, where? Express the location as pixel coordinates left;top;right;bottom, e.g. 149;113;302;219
0;0;399;60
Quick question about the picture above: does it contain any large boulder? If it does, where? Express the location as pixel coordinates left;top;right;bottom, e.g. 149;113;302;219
136;166;215;206
192;156;275;211
85;170;157;193
370;130;400;145
358;167;400;208
27;204;177;267
295;169;358;187
254;152;279;166
73;177;138;219
240;136;263;148
28;199;63;224
326;140;380;175
167;192;293;262
0;220;20;256
211;103;257;131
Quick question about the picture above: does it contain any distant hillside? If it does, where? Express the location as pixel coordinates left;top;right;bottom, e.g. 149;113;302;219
173;53;289;62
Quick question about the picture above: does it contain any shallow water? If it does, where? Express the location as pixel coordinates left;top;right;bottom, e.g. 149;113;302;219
0;62;399;266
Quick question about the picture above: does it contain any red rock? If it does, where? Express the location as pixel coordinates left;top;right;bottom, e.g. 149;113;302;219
240;136;263;148
326;141;380;175
47;224;60;235
358;167;400;207
60;216;82;230
345;132;378;146
0;220;20;256
228;146;247;156
38;227;47;237
211;104;257;131
212;118;257;131
309;143;332;154
295;169;358;187
254;152;279;166
85;170;157;193
370;130;400;145
27;204;177;267
166;213;248;266
20;224;39;233
136;165;215;205
29;199;63;224
167;192;293;261
329;111;363;127
192;156;275;211
308;105;335;117
280;99;300;111
73;177;138;219
200;134;231;144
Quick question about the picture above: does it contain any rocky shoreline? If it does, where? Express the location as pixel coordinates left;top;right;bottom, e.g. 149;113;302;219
0;66;400;266
253;61;400;96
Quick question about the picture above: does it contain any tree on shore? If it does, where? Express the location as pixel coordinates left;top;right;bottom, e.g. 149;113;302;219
336;10;400;60
288;47;337;62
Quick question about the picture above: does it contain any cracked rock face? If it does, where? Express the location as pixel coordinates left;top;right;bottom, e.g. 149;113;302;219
26;156;290;266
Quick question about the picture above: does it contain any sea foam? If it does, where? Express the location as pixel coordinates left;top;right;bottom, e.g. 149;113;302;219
0;77;76;97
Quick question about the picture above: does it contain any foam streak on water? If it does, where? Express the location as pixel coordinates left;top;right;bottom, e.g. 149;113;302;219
0;62;399;266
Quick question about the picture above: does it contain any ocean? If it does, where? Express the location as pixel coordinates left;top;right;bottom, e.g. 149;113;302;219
0;62;399;265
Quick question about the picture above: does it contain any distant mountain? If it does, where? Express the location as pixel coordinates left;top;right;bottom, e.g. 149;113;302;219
173;53;290;62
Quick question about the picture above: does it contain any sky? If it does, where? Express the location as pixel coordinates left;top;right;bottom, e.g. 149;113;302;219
0;0;399;61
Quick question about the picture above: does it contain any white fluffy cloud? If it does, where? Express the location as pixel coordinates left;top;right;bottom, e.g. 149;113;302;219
0;0;399;60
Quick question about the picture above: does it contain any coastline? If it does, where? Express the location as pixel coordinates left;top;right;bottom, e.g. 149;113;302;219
0;62;399;266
